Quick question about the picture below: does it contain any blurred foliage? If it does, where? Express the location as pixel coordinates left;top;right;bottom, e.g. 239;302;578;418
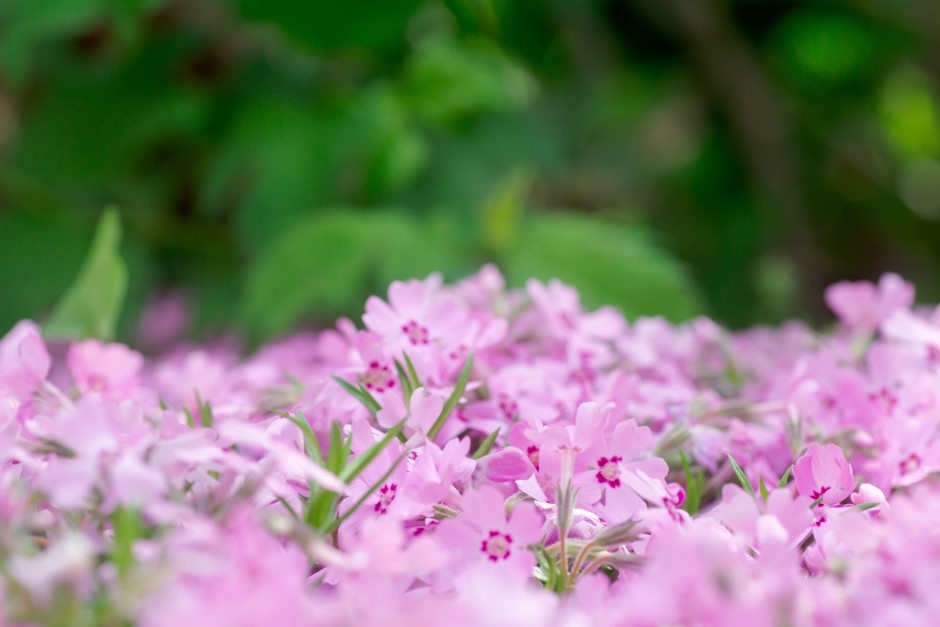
2;0;940;343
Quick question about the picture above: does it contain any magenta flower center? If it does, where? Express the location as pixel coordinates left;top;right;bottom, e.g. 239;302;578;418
868;387;898;415
900;453;922;476
497;394;519;420
810;485;830;506
527;445;540;470
374;483;398;515
595;456;623;488
86;374;107;392
401;320;430;346
480;530;512;561
359;361;394;391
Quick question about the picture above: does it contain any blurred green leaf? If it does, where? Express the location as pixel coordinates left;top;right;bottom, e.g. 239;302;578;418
45;207;127;341
769;11;884;83
238;209;468;341
12;37;208;182
0;0;105;84
504;213;703;321
879;68;940;158
0;210;89;331
481;167;530;252
401;36;537;126
236;0;422;52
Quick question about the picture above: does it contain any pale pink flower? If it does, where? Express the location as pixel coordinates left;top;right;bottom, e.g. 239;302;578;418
825;272;914;332
794;443;856;506
363;276;467;354
0;320;50;398
436;485;543;581
574;419;668;522
67;339;143;398
377;387;445;439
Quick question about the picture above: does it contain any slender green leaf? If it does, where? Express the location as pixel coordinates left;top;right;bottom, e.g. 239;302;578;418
326;421;346;475
339;419;406;483
759;474;769;503
324;450;408;533
679;451;701;515
471;427;500;460
403;352;421;388
778;466;793;488
275;495;300;520
853;501;880;511
393;358;414;401
428;354;473;439
198;398;214;428
111;506;142;579
286;412;324;466
332;375;382;414
44;207;127;341
727;454;756;500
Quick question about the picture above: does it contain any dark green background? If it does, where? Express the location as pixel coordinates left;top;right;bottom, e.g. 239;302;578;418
2;0;939;344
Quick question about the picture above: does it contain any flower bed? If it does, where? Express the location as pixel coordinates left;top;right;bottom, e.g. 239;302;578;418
1;267;938;626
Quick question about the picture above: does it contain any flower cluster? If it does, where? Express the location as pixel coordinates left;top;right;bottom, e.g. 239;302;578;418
2;268;940;625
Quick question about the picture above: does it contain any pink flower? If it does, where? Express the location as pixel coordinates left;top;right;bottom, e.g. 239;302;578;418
527;401;611;484
67;339;144;398
794;443;855;506
0;320;50;398
479;446;537;483
330;516;446;581
574;419;668;522
825;273;914;332
376;387;445;440
363;276;467;355
436;485;543;580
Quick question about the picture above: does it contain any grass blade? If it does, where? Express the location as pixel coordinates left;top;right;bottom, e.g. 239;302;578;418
403;352;421;388
471;428;500;460
727;454;756;501
339;419;406;483
428;354;473;439
324;451;407;533
393;359;414;401
332;376;381;414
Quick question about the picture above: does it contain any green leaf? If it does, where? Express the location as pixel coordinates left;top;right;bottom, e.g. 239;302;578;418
679;451;702;515
778;466;793;488
769;10;884;84
759;474;769;503
727;454;756;501
401;35;536;126
402;353;422;389
44;208;127;341
286;412;324;466
504;213;703;322
237;0;422;52
339;419;406;483
879;68;940;159
197;396;214;429
472;428;501;460
325;421;346;475
853;501;880;511
111;506;143;579
332;376;382;415
481;167;530;252
394;359;415;402
324;450;408;533
238;210;463;343
428;354;473;439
